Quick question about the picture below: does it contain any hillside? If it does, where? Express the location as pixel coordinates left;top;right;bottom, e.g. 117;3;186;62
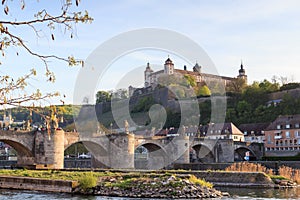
1;82;300;130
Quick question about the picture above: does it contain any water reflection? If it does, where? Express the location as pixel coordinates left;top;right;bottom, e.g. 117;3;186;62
218;187;300;199
1;188;300;199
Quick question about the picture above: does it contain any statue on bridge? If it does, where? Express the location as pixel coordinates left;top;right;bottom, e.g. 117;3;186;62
124;120;129;134
50;114;59;130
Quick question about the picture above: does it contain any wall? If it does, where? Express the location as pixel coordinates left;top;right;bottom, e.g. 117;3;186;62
0;176;76;193
192;171;274;188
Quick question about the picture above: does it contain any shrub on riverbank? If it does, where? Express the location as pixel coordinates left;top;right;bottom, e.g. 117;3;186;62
189;174;213;188
78;172;97;191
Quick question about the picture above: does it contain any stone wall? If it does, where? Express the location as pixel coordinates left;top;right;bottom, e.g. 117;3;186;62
0;176;76;193
173;163;230;170
192;171;274;188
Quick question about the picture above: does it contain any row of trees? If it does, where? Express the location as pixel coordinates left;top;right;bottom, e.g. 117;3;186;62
96;89;128;104
226;79;300;125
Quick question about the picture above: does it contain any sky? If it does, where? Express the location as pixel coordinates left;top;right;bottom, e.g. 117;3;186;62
1;0;300;105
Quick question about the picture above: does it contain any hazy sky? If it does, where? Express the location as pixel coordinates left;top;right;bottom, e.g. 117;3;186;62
1;0;300;105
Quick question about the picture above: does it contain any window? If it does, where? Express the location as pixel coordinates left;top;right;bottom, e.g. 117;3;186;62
295;124;300;128
267;135;271;144
286;131;290;138
277;125;281;130
244;131;247;135
286;124;290;129
295;131;300;138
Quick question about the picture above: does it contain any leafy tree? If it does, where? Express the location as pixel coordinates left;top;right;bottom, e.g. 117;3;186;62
242;82;267;108
280;82;300;91
96;91;111;104
196;85;211;97
258;79;279;93
0;0;92;108
111;88;128;100
226;78;247;94
199;100;211;124
131;96;155;113
184;74;197;87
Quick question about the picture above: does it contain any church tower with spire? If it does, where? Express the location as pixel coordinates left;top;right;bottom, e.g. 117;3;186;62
237;61;247;83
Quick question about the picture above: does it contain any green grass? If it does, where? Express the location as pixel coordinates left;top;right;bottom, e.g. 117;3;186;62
0;169;105;181
269;175;289;180
0;169;215;191
78;172;97;190
111;178;136;189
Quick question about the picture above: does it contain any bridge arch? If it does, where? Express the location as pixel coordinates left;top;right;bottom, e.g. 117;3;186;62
191;144;215;163
65;140;109;168
234;147;257;161
134;142;168;170
0;139;33;158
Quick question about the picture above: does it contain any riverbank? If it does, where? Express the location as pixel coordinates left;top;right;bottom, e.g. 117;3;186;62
74;174;227;198
0;175;76;193
0;169;295;198
0;170;226;198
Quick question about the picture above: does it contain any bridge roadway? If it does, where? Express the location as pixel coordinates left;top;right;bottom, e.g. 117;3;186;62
0;129;258;169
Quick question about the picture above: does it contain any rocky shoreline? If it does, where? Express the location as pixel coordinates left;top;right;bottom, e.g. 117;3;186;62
74;174;230;198
0;170;298;198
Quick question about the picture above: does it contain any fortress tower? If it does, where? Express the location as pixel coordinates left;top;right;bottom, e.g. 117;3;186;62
164;57;174;75
144;62;153;87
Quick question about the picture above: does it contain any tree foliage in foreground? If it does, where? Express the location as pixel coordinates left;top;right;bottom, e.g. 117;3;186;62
0;0;93;110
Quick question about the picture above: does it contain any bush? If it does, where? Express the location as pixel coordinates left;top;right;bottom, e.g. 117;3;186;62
188;175;213;188
79;173;97;191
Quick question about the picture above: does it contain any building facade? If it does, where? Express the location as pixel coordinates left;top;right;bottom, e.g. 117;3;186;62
181;123;245;142
144;57;247;88
239;123;269;144
265;115;300;156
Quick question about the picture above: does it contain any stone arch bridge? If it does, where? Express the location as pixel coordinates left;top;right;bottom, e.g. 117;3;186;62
0;130;260;169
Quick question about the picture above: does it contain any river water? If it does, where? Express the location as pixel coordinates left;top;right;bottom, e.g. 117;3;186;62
1;187;300;200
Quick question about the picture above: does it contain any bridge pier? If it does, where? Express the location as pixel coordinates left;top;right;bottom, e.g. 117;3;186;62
33;129;65;169
106;133;135;169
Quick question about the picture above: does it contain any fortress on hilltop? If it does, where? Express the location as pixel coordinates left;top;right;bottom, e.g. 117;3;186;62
129;57;247;96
